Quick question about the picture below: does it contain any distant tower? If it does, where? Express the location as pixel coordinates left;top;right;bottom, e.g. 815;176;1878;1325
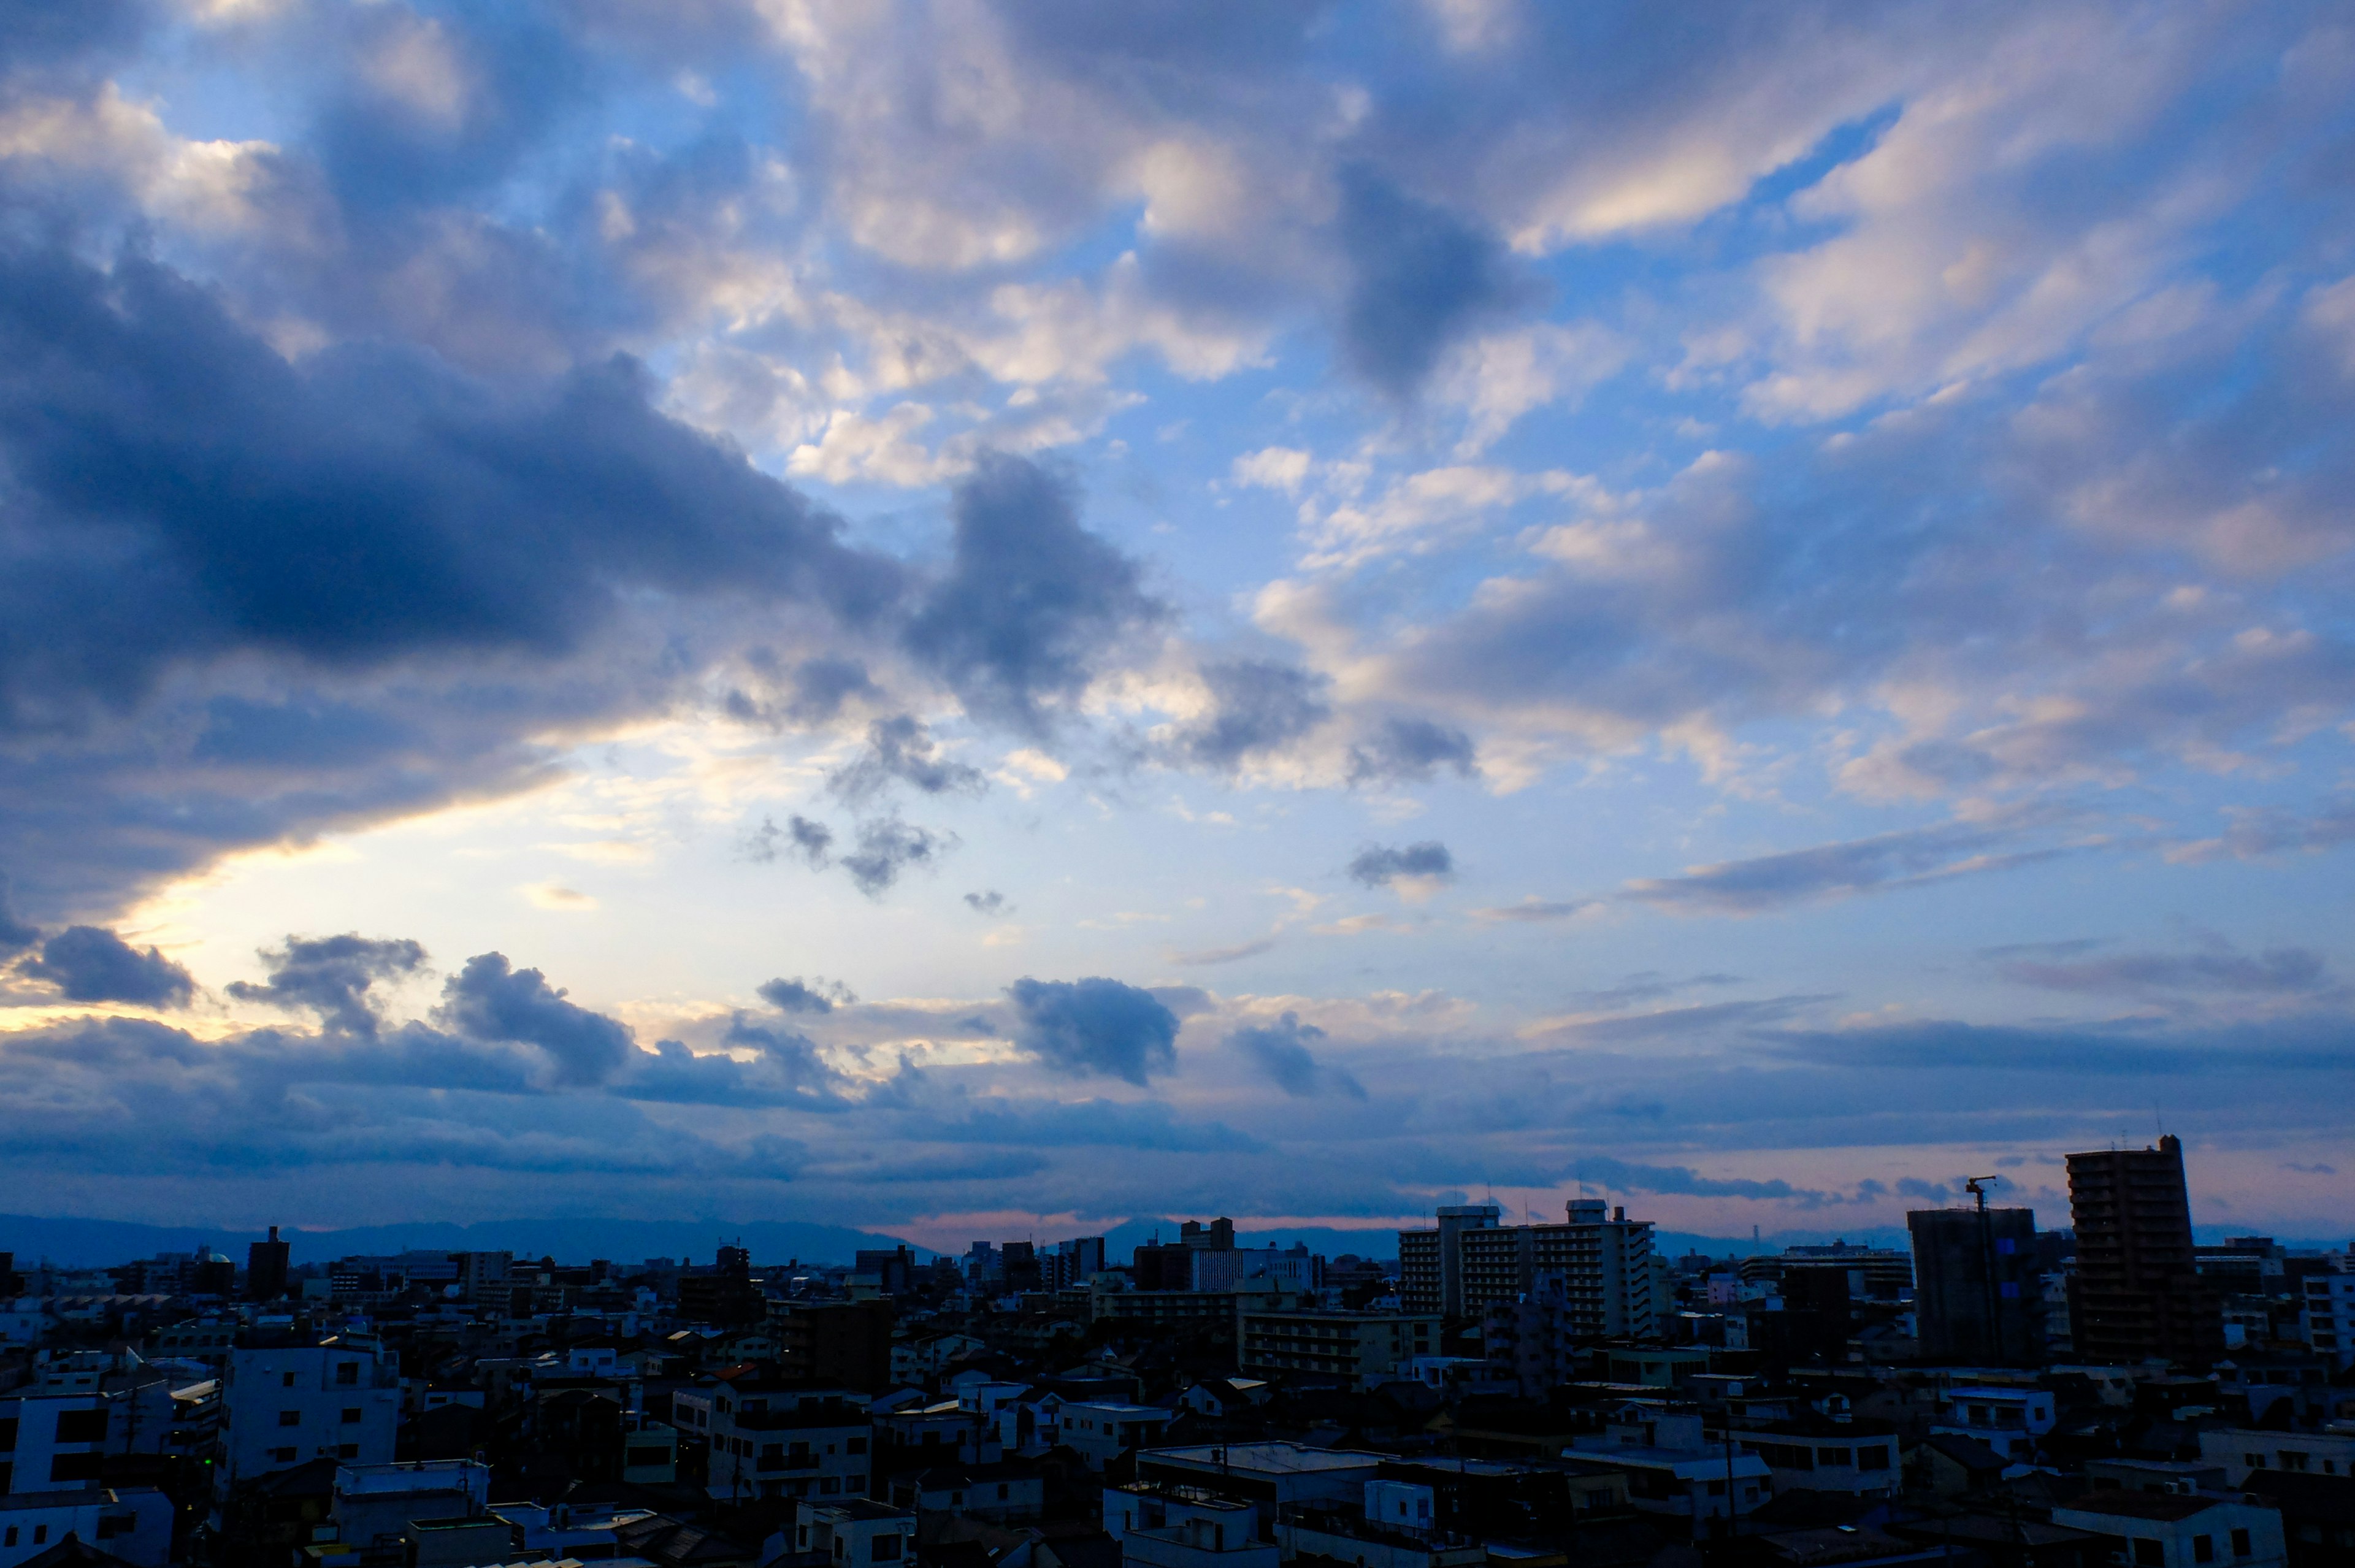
247;1225;291;1302
2066;1134;2223;1364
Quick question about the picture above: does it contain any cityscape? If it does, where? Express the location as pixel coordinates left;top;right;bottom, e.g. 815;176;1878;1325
3;2;2354;1567
1;1133;2349;1566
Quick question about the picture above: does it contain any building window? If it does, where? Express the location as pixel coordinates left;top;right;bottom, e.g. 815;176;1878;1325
2231;1529;2252;1556
336;1362;358;1385
278;1410;301;1426
341;1408;361;1425
4;1528;16;1547
2133;1543;2163;1567
272;1447;297;1463
875;1534;905;1561
2193;1536;2214;1564
337;1444;359;1459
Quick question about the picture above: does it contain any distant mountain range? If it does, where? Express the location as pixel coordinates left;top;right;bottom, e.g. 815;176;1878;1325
5;1211;2338;1272
0;1214;934;1271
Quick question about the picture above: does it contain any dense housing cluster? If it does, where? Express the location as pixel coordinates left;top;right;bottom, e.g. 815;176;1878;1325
0;1141;2347;1567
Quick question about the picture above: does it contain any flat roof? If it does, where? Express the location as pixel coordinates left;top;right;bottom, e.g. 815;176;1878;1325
2058;1493;2224;1522
1146;1443;1387;1475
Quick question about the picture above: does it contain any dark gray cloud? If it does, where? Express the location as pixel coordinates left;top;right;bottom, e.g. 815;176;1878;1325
1550;1153;1818;1204
435;952;634;1088
1230;1011;1366;1100
224;934;428;1038
903;454;1166;734
963;890;1008;916
1347;717;1477;786
841;816;951;897
1005;976;1181;1084
1995;943;2332;997
744;814;835;868
1174;660;1331;770
829;714;987;802
1336;166;1525;399
0;872;36;957
1346;840;1454;887
0;240;897;733
907;1096;1260;1153
722;654;881;729
20;925;194;1008
757;976;856;1014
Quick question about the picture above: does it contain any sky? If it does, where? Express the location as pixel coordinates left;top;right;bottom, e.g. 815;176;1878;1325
0;0;2351;1253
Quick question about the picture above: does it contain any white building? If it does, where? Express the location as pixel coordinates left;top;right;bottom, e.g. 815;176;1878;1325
2198;1426;2355;1485
1055;1403;1174;1471
0;1486;172;1567
790;1497;914;1568
218;1337;400;1496
2051;1491;2286;1568
673;1382;870;1502
1928;1385;2056;1462
1106;1483;1277;1568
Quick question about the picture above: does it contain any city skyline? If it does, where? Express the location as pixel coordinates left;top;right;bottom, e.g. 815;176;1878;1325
0;3;2351;1242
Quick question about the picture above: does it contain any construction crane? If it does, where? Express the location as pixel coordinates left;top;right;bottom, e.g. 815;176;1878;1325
1963;1174;2000;1212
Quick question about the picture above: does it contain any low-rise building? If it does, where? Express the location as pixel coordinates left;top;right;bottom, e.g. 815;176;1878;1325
2051;1491;2287;1568
1235;1309;1440;1390
790;1497;914;1568
219;1338;401;1496
2199;1428;2355;1486
1726;1420;1901;1499
674;1381;870;1502
887;1464;1044;1523
329;1459;489;1560
0;1487;171;1567
1133;1444;1387;1541
1057;1404;1174;1471
1928;1384;2056;1463
1559;1442;1772;1526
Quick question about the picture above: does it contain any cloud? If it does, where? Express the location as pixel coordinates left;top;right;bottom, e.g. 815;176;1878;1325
963;890;1009;916
908;1096;1262;1153
224;934;428;1037
757;976;856;1014
726;655;880;729
1622;820;2063;916
1996;943;2333;998
1346;717;1477;786
1230;1011;1366;1100
829;714;988;803
903;453;1166;734
0;873;37;957
745;815;835;868
1347;841;1455;887
841;816;951;897
434;952;634;1087
1173;659;1332;770
20;926;196;1008
1552;1153;1821;1204
1172;937;1277;966
2168;800;2355;865
1004;976;1181;1084
1469;898;1600;924
1336;166;1525;399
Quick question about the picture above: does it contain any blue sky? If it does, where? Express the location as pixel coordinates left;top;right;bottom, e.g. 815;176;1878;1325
0;0;2350;1250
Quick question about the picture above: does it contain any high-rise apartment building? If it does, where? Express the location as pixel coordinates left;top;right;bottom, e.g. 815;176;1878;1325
1398;1200;1660;1333
1908;1206;2043;1365
245;1226;291;1303
2066;1135;2223;1365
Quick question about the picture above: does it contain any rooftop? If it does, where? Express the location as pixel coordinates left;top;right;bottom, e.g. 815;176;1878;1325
2058;1493;2227;1523
1146;1443;1388;1475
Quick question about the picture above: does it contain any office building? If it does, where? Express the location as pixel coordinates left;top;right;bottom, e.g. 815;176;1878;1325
2066;1135;2223;1365
218;1338;401;1494
1909;1206;2043;1365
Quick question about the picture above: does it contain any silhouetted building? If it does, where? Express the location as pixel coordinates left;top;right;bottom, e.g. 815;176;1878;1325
679;1244;764;1327
2066;1135;2223;1365
245;1228;291;1302
1910;1206;2043;1365
1399;1201;1661;1332
774;1299;895;1392
1000;1241;1041;1294
856;1246;919;1295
